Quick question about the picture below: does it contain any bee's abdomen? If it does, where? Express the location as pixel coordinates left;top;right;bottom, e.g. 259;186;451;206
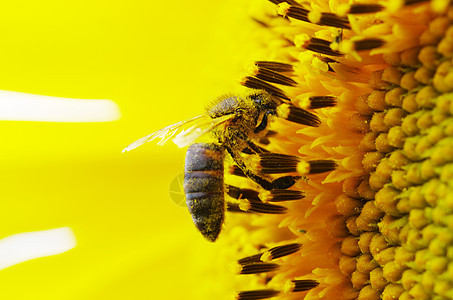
184;143;224;242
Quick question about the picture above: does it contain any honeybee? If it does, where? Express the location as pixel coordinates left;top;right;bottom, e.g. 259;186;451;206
123;90;320;241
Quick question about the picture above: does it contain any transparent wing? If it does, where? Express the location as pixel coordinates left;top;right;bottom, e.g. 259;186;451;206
122;115;205;152
171;113;235;147
122;113;234;152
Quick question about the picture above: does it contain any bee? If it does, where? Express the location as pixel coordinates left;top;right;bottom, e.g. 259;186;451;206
123;90;323;241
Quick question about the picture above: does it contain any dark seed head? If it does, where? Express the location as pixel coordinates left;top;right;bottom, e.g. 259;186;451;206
239;263;279;274
236;289;280;300
291;279;319;292
254;61;294;73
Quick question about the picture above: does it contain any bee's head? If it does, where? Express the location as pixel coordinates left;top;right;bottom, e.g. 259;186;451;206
248;91;279;113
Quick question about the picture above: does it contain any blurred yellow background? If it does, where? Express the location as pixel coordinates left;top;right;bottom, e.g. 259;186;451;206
0;0;270;299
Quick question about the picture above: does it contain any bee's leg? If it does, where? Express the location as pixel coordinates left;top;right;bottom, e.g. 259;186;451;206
225;146;274;190
226;145;273;190
237;131;268;154
253;111;273;134
225;145;300;190
235;133;300;189
256;130;277;146
241;142;267;155
241;147;255;155
239;111;274;154
225;184;260;202
244;140;269;154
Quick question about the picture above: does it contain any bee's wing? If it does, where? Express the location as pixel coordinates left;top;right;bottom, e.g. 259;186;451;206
172;113;234;147
122;115;205;152
122;113;234;152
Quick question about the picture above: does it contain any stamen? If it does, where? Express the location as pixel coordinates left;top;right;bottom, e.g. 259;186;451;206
242;76;290;100
278;3;309;22
268;0;302;7
320;56;339;64
317;12;351;29
227;202;251;213
290;279;319;292
319;56;337;72
238;243;302;265
278;4;350;29
303;37;342;56
239;263;279;274
247;201;287;214
353;38;385;51
265;243;302;260
226;185;261;201
228;165;246;177
335;38;386;55
258;152;299;160
347;3;384;14
238;253;263;265
297;160;338;175
254;61;294;73
405;0;429;5
259;189;305;202
261;164;295;174
242;147;255;154
299;96;337;109
236;289;280;300
276;104;321;126
252;153;299;174
253;67;297;86
252;153;336;175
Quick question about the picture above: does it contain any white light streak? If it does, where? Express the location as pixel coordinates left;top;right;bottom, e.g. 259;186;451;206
0;227;77;270
0;90;121;122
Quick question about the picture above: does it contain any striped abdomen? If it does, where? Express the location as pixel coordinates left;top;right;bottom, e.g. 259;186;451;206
184;143;225;242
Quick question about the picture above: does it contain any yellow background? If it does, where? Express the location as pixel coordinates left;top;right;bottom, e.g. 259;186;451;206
0;0;270;299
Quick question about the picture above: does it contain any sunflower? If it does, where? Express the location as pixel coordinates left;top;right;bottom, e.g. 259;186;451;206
2;0;452;299
201;0;453;299
0;1;264;299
